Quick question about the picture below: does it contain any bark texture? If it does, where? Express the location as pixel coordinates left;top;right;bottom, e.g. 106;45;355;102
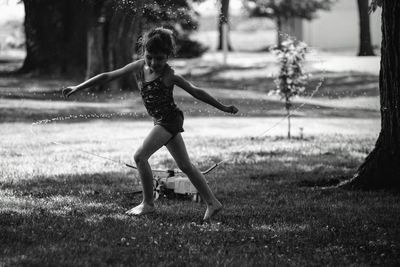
21;0;88;76
341;0;400;191
21;0;143;91
86;0;144;90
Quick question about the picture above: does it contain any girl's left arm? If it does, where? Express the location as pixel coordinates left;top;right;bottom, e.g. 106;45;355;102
174;74;238;114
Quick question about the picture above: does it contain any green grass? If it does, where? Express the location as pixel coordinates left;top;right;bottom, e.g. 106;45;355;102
1;119;399;266
1;70;399;266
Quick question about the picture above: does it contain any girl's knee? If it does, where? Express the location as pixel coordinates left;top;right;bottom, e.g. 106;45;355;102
134;149;148;164
178;162;194;174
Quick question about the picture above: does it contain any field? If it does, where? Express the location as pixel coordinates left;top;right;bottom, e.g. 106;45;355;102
1;2;399;264
1;55;400;266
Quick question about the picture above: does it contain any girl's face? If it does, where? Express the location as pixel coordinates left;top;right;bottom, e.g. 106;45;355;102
144;50;168;74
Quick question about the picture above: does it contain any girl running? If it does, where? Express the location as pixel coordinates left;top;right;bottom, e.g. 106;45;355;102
63;27;238;220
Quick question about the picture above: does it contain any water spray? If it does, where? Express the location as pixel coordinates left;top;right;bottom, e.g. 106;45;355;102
30;32;326;182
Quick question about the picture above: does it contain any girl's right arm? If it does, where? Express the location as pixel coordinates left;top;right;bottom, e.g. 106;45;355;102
62;59;143;98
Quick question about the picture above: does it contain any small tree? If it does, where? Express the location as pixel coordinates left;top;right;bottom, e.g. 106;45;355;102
273;37;308;139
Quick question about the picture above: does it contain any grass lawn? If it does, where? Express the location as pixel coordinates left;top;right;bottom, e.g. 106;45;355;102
1;68;399;266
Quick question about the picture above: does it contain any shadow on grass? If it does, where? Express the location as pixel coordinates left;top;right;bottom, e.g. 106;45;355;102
0;170;264;265
0;170;223;224
226;144;362;193
297;178;341;187
189;70;379;97
1;159;400;266
1;171;139;202
0;69;380;123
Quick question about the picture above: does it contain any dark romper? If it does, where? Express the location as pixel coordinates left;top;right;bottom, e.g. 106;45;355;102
136;61;184;138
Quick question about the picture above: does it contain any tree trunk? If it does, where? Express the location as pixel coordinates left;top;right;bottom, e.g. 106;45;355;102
287;110;291;139
285;98;292;139
20;0;88;76
110;3;143;91
340;0;400;191
357;0;375;56
217;0;233;51
85;0;144;91
86;1;106;80
21;0;142;88
276;16;283;48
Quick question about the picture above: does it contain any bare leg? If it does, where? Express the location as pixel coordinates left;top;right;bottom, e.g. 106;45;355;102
126;126;172;216
166;133;222;220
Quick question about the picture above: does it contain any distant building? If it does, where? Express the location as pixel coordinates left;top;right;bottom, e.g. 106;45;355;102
195;0;381;52
289;0;381;51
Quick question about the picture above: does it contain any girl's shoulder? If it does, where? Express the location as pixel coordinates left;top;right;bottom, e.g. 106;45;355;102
126;59;145;70
131;59;146;72
137;59;146;69
121;59;145;76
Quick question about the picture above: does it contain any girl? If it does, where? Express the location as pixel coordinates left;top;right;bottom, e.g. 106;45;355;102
63;27;238;220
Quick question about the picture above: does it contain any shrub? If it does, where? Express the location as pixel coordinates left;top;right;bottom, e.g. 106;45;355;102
175;37;208;58
273;37;309;139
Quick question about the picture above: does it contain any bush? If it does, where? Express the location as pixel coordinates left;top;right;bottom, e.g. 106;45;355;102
273;37;309;139
175;37;208;58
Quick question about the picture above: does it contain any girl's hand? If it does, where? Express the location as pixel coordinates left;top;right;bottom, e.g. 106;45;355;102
62;86;78;98
223;105;239;114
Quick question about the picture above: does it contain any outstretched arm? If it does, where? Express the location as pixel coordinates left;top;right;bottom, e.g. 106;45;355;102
174;74;238;114
62;60;143;98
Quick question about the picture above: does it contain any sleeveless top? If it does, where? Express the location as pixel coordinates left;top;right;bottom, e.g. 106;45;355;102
136;61;179;121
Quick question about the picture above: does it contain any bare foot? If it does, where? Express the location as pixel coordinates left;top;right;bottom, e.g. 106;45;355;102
125;203;155;216
203;201;223;221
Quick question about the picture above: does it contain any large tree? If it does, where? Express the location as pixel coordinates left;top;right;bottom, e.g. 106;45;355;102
21;0;89;76
244;0;336;46
20;0;142;80
356;0;375;56
85;0;144;91
20;0;200;90
340;0;400;191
